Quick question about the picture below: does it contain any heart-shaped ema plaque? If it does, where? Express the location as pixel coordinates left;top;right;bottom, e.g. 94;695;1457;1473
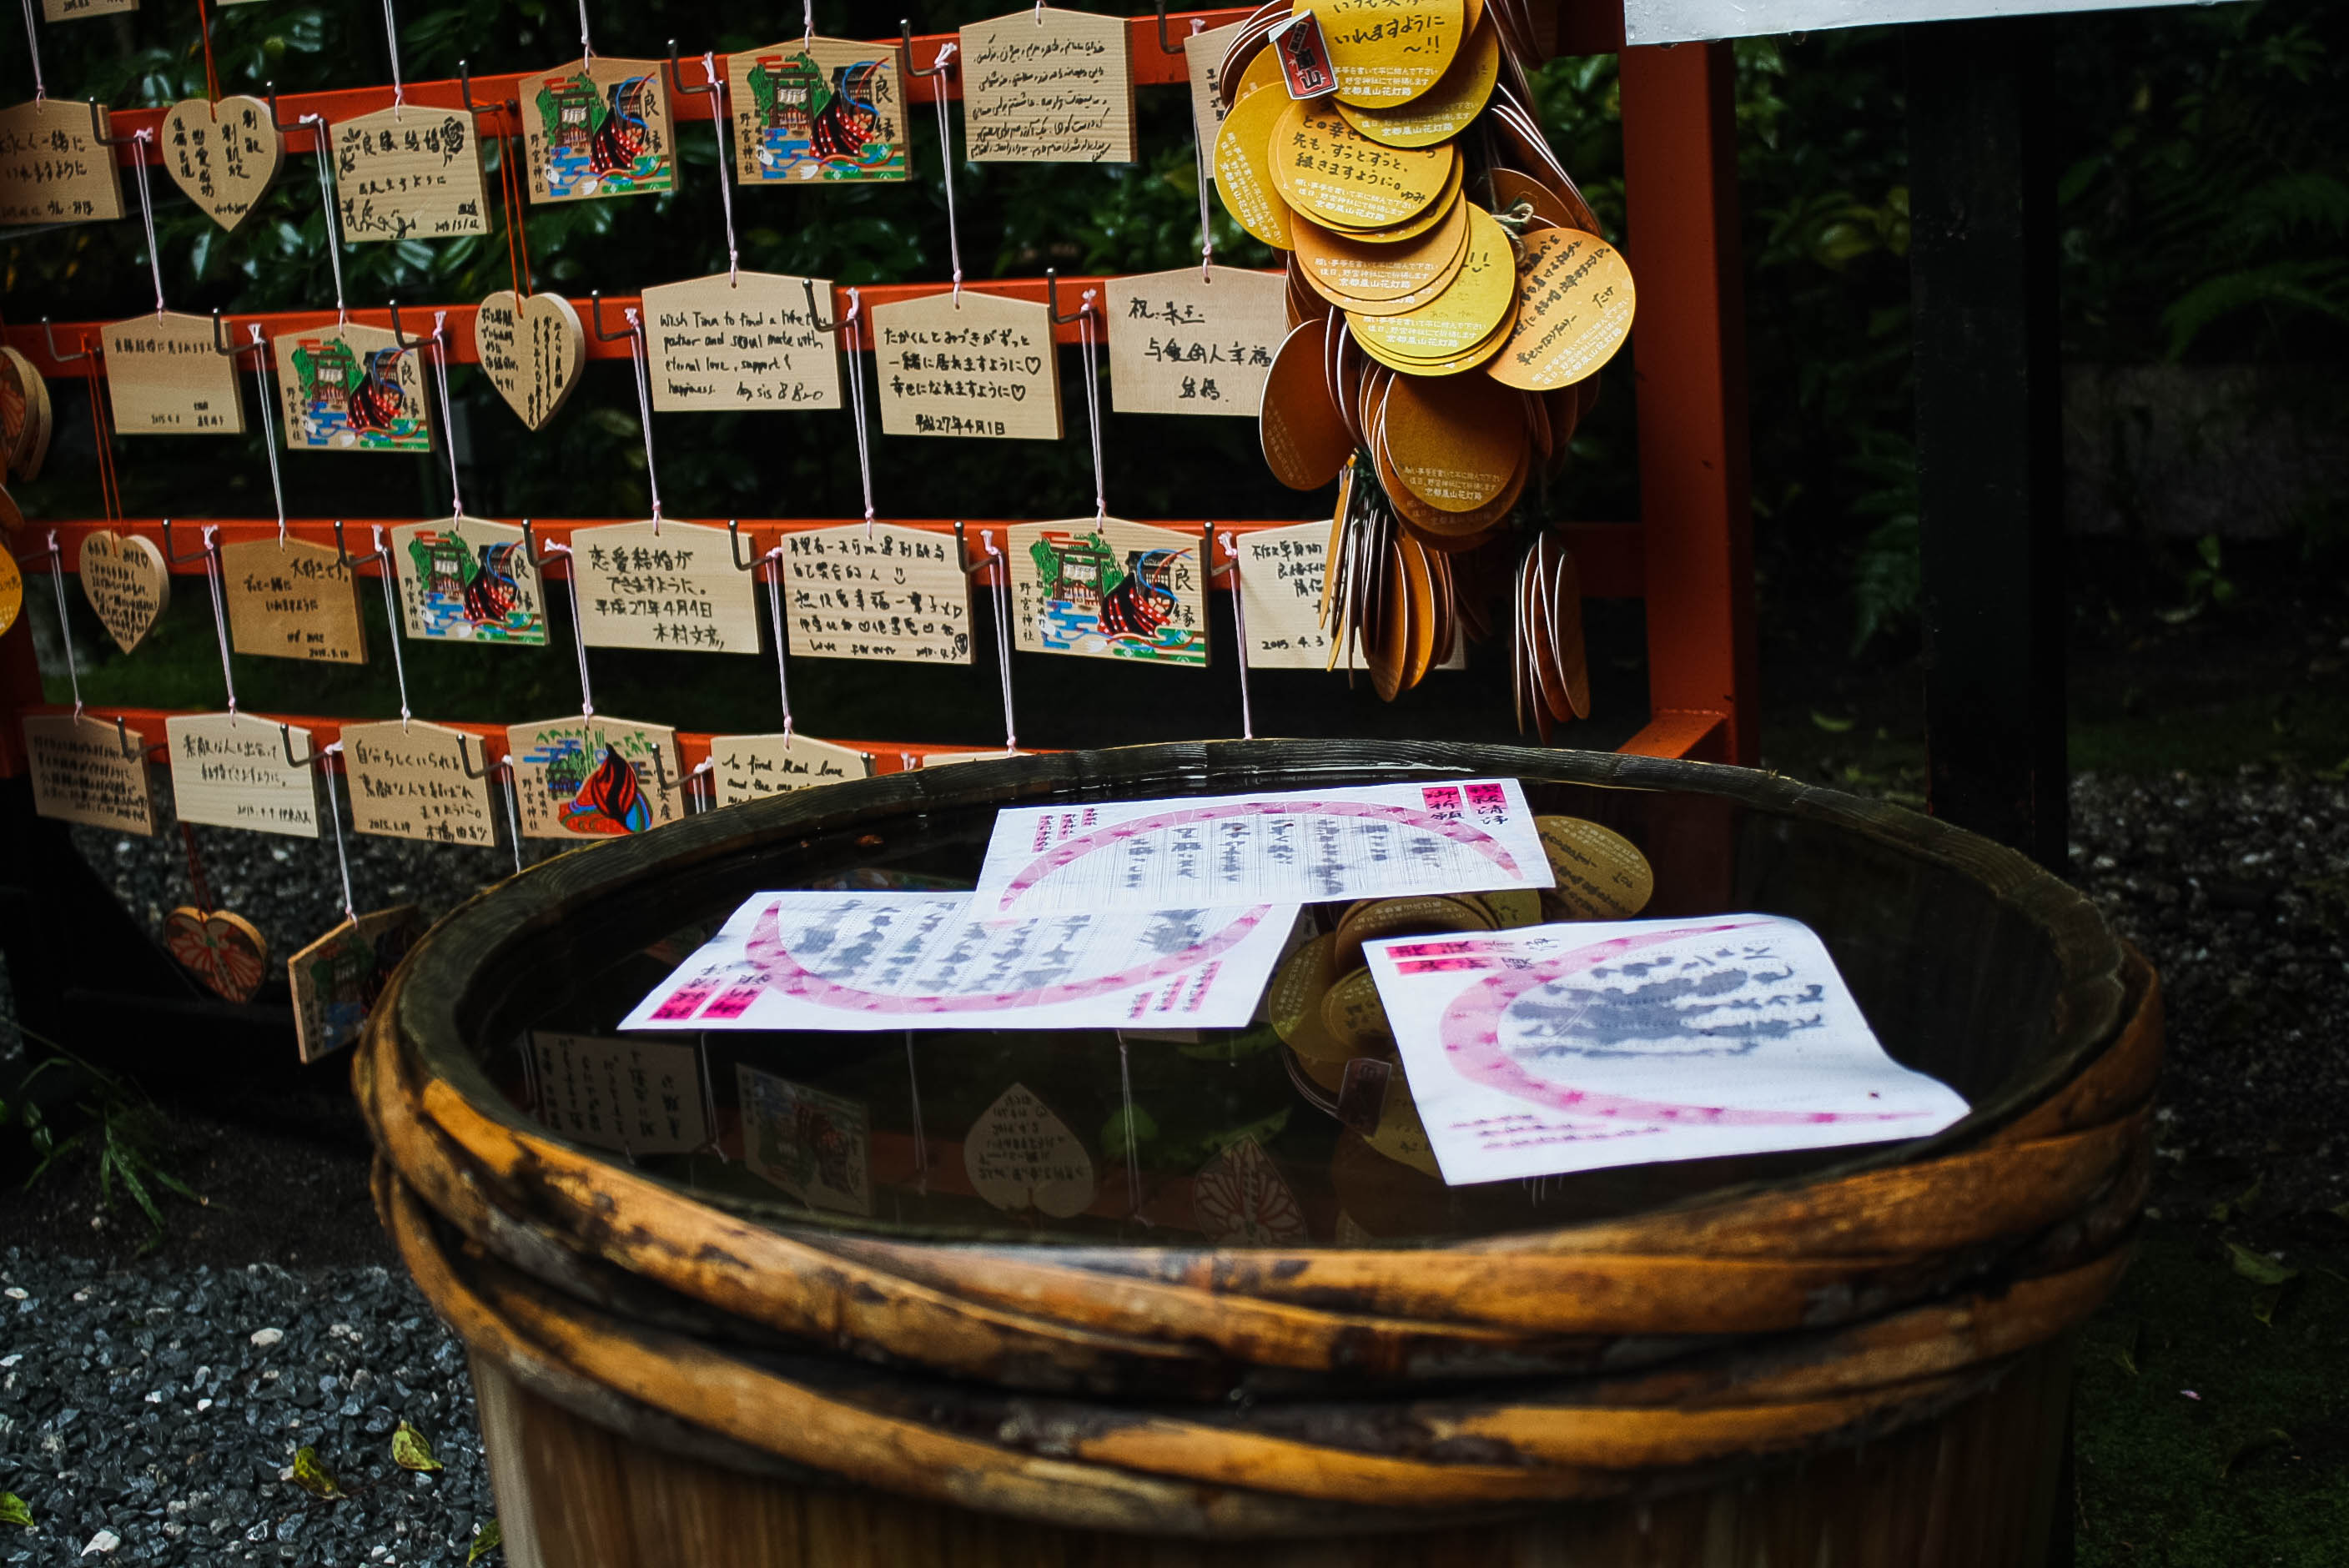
157;97;284;233
475;291;586;430
78;529;172;654
963;1083;1096;1219
163;907;269;1003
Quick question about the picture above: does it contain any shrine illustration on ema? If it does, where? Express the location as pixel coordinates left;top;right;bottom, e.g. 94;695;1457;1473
533;62;673;199
283;332;428;452
737;42;907;183
1022;523;1207;666
395;521;546;644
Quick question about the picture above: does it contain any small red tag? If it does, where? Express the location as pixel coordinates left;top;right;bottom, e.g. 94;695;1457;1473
1270;13;1340;100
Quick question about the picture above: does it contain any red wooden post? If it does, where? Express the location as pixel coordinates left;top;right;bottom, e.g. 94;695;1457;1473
1617;40;1758;766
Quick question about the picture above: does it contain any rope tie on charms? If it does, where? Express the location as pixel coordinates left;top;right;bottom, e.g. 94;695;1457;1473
43;533;82;716
576;0;593;64
374;525;412;725
303;117;349;322
987;535;1017;752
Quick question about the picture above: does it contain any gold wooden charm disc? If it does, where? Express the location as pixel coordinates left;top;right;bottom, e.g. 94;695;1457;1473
1380;369;1526;513
1331;893;1492;970
1346;204;1517;367
1321;966;1396;1053
0;346;53;480
1536;815;1655;919
1299;0;1466;110
0;550;18;639
1260;317;1353;491
1270;99;1456;232
1293;198;1469;305
1211;82;1296;249
475;290;586;430
1335;18;1500;148
163;907;269;1003
158;97;284;233
1490;166;1596;234
1269;932;1348;1065
78;529;171;654
1488;228;1638;392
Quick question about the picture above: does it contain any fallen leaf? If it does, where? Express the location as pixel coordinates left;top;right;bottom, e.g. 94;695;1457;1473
2219;1427;2295;1479
0;1493;30;1529
2112;1320;2141;1377
1809;711;1855;733
467;1519;503;1564
2226;1243;2299;1288
392;1422;443;1473
289;1447;345;1500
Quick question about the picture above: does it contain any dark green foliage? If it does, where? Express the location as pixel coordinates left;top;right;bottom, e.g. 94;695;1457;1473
3;1028;204;1254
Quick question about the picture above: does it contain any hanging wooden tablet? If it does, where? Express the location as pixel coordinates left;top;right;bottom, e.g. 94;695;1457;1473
163;907;268;1003
640;272;842;411
1106;266;1286;417
42;0;137;19
506;715;681;840
1184;20;1250;168
165;713;324;838
570;520;760;655
475;290;586;430
330;105;490;243
1234;520;1336;669
707;734;872;807
0;346;53;480
529;1033;709;1153
958;8;1136;164
390;516;548;645
100;312;248;435
273;323;431;453
524;58;676;203
964;1083;1095;1219
288;904;422;1063
1007;518;1208;666
779;523;972;664
77;529;171;654
157;97;284;233
0;98;126;225
727;38;910;185
737;1066;872;1215
220;537;368;664
340;721;499;846
870;291;1062;441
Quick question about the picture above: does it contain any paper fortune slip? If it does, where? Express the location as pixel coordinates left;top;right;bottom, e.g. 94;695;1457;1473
1363;915;1969;1185
970;779;1553;917
621;892;1301;1033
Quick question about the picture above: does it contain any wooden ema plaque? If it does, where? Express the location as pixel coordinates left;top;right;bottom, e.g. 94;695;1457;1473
43;0;137;18
506;715;680;841
779;523;971;665
165;712;323;838
1008;518;1208;666
640;272;841;411
341;721;499;846
390;516;548;646
870;291;1062;441
1235;520;1464;672
78;529;171;653
221;538;368;664
727;38;910;186
530;1033;708;1155
273;323;431;453
570;520;760;655
331;106;490;244
0;98;127;226
475;291;586;430
963;1083;1095;1218
23;712;158;834
289;904;422;1063
1106;267;1285;418
707;734;873;807
524;58;676;204
1183;21;1249;172
101;312;248;435
958;8;1137;164
157;97;283;232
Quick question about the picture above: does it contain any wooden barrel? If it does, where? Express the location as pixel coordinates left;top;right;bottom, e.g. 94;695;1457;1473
358;741;2157;1567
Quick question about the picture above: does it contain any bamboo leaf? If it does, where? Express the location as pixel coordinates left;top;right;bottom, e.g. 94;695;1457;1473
467;1519;503;1563
290;1447;346;1500
0;1493;32;1529
393;1422;444;1473
2226;1243;2299;1288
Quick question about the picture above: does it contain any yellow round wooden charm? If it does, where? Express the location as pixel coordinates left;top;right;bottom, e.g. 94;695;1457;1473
1380;369;1526;513
1535;815;1654;919
1336;19;1500;148
1487;229;1638;391
1270;99;1457;233
1300;0;1467;111
1294;199;1469;305
1346;204;1517;367
0;548;21;641
1212;84;1298;250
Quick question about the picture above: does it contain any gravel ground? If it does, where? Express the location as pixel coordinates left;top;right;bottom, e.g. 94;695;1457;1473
0;1254;495;1567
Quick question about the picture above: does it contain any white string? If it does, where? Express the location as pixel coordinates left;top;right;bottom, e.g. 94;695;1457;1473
841;288;875;532
1220;529;1254;740
1194;50;1215;281
380;0;405;114
18;0;42;102
44;533;82;716
128;134;163;314
1034;0;1045;20
246;325;288;544
761;546;795;741
372;525;412;725
802;0;815;48
696;1037;727;1162
486;750;521;873
1078;294;1104;520
1118;1039;1142;1218
984;535;1016;751
903;1033;928;1178
622;308;661;530
303;117;347;321
927;44;963;303
698;53;739;284
543;548;594;715
320;743;356;922
429;314;463;516
685;756;714;814
198;525;237;715
576;0;592;63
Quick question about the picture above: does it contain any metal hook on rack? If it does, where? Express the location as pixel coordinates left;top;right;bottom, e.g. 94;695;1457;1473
587;291;635;343
210;311;259;357
331;517;386;573
263;83;310;137
802;279;858;336
88;104;146;148
1154;0;1194;54
902;19;952;78
278;725;339;771
1046;269;1095;326
457;59;520;116
664;38;717;100
519;519;571;570
456;737;528;875
385;299;438;351
39;319;94;364
725;520;764;572
160;516;216;566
